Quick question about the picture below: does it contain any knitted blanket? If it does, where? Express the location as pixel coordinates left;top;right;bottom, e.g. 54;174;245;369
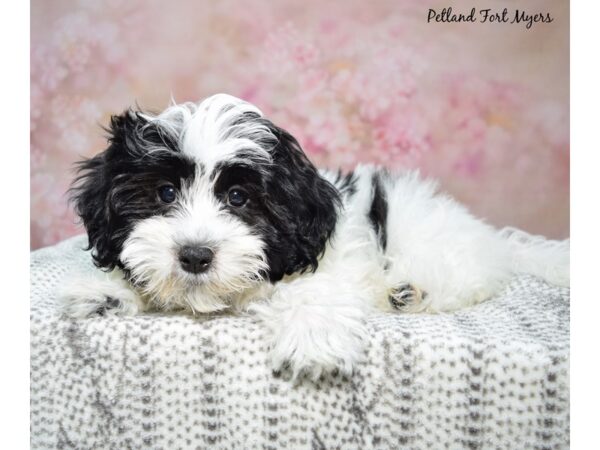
30;236;570;449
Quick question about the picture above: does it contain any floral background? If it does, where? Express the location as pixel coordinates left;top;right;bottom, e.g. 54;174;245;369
30;0;569;249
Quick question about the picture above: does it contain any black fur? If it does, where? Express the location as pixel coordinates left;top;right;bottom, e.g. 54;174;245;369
333;169;357;198
260;122;340;280
71;110;196;270
213;120;341;281
368;172;388;250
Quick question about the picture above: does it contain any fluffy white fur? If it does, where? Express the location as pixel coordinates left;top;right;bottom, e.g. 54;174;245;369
59;269;145;318
60;94;570;381
148;95;275;169
119;174;268;314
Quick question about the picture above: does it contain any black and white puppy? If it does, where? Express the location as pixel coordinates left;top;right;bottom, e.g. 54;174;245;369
60;94;569;379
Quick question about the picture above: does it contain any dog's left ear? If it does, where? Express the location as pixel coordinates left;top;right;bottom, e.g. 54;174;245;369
261;123;340;281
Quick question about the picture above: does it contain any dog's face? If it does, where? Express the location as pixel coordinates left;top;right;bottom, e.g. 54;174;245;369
73;94;339;312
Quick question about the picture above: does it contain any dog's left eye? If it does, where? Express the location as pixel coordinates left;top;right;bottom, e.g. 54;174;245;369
158;185;177;203
227;187;248;207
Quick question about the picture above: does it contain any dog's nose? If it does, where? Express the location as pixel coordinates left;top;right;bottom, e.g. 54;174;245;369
178;246;214;274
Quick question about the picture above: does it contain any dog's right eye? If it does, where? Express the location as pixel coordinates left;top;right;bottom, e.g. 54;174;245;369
227;187;249;207
158;185;177;203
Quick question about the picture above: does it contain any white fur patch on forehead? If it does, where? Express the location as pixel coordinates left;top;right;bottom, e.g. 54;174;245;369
148;94;276;169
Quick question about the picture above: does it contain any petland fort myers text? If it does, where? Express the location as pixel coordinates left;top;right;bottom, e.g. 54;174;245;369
427;7;554;29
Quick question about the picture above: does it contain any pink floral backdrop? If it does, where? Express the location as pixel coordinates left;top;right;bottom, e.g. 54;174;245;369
31;0;569;249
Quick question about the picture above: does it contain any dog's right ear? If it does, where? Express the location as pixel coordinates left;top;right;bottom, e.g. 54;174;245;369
70;111;142;269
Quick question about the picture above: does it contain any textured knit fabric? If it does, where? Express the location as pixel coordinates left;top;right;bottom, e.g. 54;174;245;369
30;235;570;450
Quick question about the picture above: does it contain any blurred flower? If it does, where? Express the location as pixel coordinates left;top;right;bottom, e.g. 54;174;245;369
30;0;569;248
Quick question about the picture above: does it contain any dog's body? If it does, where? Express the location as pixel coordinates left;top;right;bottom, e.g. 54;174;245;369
60;94;569;379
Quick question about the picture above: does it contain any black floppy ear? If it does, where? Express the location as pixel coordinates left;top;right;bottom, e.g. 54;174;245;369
70;110;142;269
262;123;341;281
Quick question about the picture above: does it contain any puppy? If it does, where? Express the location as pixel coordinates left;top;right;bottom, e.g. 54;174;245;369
60;94;569;380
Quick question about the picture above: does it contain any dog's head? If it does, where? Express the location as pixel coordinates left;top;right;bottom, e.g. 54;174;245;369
72;94;339;311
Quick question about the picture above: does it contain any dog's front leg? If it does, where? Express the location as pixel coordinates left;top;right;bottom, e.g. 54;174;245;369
250;273;372;381
58;268;145;318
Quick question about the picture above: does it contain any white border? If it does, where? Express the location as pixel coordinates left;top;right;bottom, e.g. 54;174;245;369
571;0;600;448
0;1;30;447
11;0;596;447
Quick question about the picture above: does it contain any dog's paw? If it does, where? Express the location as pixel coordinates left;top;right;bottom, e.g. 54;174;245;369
266;317;367;382
60;294;131;318
268;342;360;383
389;282;427;311
58;271;143;319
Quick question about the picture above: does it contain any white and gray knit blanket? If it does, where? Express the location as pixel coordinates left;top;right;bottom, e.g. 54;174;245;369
30;235;570;449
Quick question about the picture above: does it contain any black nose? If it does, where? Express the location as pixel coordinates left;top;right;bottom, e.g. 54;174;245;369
178;246;214;274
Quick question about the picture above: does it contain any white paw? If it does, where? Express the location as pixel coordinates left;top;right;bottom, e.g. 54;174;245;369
58;270;143;318
268;337;365;382
257;304;368;381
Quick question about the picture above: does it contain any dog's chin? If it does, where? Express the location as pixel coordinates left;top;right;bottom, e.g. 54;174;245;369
131;271;263;314
121;255;268;314
164;283;231;314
